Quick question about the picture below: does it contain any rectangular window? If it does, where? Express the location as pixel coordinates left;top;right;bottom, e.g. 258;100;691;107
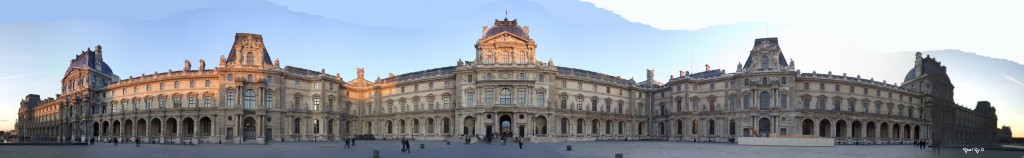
803;98;810;109
849;86;855;93
832;98;841;111
517;89;526;105
159;97;166;108
204;96;211;107
313;97;320;110
537;92;545;107
710;83;716;90
863;102;869;113
205;80;211;87
227;91;235;107
188;96;197;108
817;98;826;110
443;96;451;109
835;85;840;92
485;89;493;105
265;94;273;109
466;92;475;107
173;96;181;108
848;100;856;112
189;81;195;88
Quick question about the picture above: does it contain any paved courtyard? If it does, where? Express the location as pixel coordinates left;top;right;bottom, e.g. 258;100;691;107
1;141;1021;158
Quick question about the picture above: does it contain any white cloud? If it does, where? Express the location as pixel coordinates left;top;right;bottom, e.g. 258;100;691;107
581;0;1024;64
1005;74;1024;87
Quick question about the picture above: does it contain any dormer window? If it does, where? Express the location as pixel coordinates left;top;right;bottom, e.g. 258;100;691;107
246;52;254;65
761;55;770;68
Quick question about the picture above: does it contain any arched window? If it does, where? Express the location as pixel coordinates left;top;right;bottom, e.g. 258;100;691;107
560;118;568;134
759;92;771;109
246;52;254;65
499;88;512;104
244;89;255;109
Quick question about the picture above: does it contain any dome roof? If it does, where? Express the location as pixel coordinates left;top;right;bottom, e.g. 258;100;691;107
482;18;529;39
66;46;115;77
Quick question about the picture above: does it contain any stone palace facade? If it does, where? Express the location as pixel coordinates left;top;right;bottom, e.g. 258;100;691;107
15;18;1000;145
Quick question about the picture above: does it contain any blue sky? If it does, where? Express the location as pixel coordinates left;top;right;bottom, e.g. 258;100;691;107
1;0;1021;137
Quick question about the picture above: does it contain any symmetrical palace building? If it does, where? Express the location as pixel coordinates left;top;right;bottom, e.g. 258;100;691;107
16;18;1000;145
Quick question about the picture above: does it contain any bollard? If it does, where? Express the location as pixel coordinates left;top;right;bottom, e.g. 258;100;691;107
567;145;572;151
421;144;425;149
373;150;380;158
615;153;623;158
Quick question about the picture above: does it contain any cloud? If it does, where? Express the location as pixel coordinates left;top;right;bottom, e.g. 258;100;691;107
580;0;1024;66
1005;74;1024;87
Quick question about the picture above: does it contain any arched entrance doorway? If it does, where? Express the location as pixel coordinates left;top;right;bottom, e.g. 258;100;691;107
93;122;100;137
535;116;547;135
463;116;476;135
801;119;813;135
499;115;512;137
243;117;256;140
759;118;771;136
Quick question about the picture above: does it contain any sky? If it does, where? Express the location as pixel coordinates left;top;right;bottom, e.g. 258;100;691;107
0;0;1020;137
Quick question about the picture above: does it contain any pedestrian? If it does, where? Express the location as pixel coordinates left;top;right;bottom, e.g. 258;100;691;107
501;137;506;146
518;138;523;149
351;137;355;146
114;139;118;146
135;138;140;147
344;138;351;149
403;137;411;152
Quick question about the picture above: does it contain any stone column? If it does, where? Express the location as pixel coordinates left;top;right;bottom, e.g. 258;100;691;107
812;119;819;137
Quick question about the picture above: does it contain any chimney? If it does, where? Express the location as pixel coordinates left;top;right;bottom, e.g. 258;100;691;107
705;64;711;71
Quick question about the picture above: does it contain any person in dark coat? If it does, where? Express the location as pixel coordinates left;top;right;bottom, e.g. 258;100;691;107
517;138;523;149
135;138;140;147
344;138;351;149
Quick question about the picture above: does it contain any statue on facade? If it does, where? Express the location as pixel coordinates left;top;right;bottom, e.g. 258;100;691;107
198;59;206;71
357;68;365;79
219;55;226;65
184;60;191;71
274;58;280;67
646;69;654;81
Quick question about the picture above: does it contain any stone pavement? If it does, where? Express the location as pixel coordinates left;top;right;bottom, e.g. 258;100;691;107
0;140;1021;158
